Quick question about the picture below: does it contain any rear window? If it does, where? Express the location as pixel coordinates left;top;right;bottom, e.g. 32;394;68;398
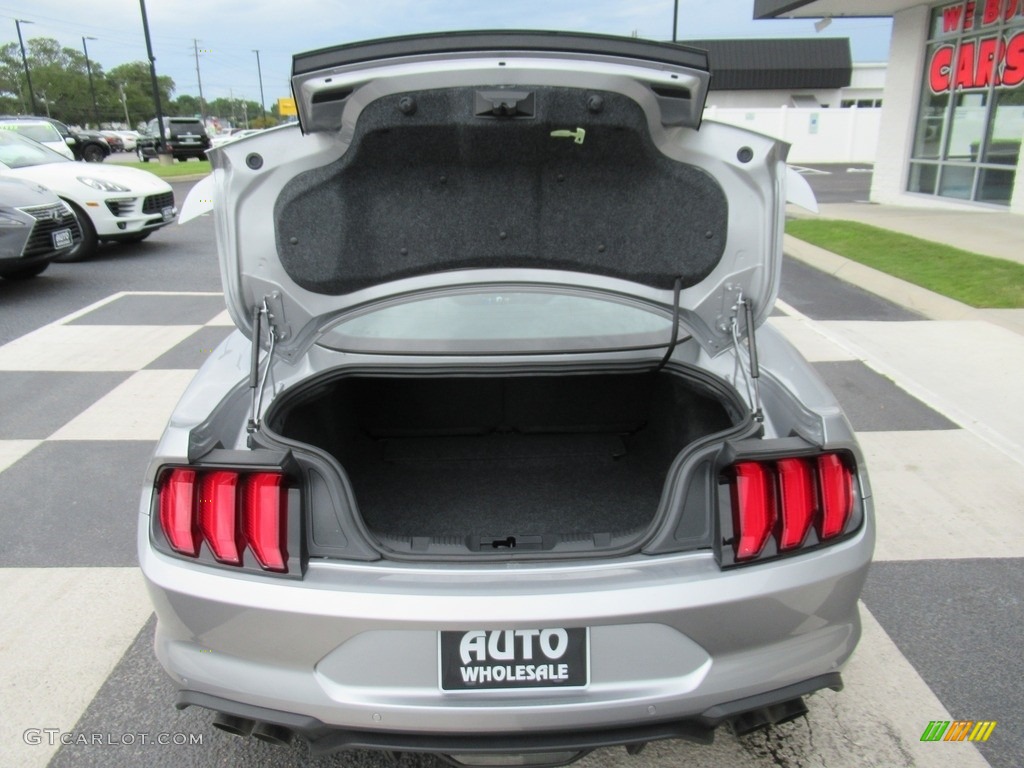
318;289;675;354
0;130;70;168
0;123;61;143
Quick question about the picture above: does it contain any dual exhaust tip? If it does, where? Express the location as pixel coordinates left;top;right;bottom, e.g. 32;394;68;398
211;712;293;747
729;697;809;736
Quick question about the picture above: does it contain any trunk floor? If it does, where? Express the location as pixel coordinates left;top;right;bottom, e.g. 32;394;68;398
346;433;668;539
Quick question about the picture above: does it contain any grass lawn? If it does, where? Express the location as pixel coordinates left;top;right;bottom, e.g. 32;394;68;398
118;159;211;178
786;219;1024;309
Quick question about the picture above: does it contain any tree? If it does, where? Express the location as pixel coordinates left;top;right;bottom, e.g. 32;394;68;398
170;94;200;117
0;37;106;124
25;38;102;125
0;36;174;128
104;61;175;129
0;42;30;114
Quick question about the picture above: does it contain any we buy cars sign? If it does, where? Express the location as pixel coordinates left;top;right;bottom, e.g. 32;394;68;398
928;0;1024;92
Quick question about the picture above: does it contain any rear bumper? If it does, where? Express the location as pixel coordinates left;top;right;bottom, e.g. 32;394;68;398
140;512;872;739
177;671;841;756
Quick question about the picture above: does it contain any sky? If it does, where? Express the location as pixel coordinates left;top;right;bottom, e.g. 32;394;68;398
0;1;894;108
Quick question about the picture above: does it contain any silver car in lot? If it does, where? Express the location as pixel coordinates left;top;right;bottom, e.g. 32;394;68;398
141;32;873;766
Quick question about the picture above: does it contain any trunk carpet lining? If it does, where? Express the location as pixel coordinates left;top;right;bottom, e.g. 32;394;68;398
348;432;668;538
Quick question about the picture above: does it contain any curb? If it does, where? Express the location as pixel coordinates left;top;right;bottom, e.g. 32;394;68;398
783;234;977;321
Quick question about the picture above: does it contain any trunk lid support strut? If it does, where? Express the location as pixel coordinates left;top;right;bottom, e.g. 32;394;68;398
729;293;763;423
248;295;286;434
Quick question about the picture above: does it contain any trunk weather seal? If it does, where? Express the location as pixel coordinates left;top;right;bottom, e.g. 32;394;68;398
256;360;753;564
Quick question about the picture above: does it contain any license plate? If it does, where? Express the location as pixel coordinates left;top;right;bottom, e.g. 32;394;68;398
180;138;198;144
161;206;174;222
439;628;589;691
52;228;73;249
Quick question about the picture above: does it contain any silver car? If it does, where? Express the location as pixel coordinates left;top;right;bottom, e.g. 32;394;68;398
141;32;873;766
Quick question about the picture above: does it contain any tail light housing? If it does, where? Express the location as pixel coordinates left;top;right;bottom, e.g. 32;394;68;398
724;451;859;566
155;466;296;574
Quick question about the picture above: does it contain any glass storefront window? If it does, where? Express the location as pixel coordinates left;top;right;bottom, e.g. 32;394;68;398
938;164;975;198
909;162;940;194
983;88;1024;165
911;1;1024;205
946;92;988;160
978;167;1015;202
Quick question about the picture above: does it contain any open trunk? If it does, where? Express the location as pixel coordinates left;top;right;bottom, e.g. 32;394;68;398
269;369;742;555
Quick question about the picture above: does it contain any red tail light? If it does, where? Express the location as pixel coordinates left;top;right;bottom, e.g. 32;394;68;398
199;471;243;565
728;452;857;563
730;462;776;560
818;454;854;539
159;469;200;556
243;473;288;572
156;467;290;573
776;458;815;550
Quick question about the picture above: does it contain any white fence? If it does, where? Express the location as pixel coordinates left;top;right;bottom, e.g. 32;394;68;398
703;106;882;164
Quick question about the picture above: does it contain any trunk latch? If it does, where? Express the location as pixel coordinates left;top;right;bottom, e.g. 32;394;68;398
474;90;535;118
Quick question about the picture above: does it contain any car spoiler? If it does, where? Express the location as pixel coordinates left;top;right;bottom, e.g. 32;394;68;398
291;31;712;133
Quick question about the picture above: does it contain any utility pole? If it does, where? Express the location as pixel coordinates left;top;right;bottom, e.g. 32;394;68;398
193;39;207;125
253;49;266;122
138;0;166;148
672;0;679;42
82;36;100;128
14;19;38;114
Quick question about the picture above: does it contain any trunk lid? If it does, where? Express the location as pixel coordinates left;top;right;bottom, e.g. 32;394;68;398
191;32;798;361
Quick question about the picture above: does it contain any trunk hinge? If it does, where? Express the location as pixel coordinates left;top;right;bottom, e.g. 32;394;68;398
247;295;287;434
728;292;764;423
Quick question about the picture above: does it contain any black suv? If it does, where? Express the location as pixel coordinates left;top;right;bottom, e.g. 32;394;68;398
137;117;211;162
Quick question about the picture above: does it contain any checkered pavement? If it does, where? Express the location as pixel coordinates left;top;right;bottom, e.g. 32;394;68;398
0;290;1017;768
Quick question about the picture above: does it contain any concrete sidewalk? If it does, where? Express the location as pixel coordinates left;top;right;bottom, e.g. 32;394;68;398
785;202;1024;337
809;202;1024;265
782;201;1024;468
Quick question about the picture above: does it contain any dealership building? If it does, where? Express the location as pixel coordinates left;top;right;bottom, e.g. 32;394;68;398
755;0;1024;213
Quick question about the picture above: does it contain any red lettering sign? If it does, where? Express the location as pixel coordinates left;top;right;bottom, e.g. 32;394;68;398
955;40;978;88
1004;31;1024;86
975;36;1001;85
941;0;1016;32
927;31;1024;91
944;3;965;32
930;45;956;91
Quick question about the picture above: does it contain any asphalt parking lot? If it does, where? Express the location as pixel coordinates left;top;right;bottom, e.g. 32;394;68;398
0;177;1019;768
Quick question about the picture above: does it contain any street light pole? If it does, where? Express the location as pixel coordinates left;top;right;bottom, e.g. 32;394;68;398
253;49;266;122
138;0;166;148
672;0;679;42
82;36;100;128
15;19;38;114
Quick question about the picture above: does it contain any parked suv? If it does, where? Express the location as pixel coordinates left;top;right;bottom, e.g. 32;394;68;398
137;117;210;161
142;32;873;766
